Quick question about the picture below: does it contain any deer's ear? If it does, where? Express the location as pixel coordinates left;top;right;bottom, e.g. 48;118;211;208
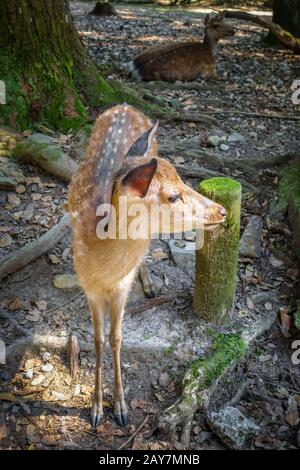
122;158;158;198
204;14;210;25
217;11;226;20
126;121;159;158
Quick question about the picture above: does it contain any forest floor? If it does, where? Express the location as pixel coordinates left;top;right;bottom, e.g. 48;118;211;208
0;2;300;450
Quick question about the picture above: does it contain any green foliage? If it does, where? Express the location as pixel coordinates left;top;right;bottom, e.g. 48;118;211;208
190;331;246;387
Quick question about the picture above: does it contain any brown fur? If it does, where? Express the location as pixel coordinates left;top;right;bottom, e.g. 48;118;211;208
131;13;235;82
68;104;226;428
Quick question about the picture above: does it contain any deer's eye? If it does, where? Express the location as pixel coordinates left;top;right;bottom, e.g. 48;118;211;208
168;193;181;203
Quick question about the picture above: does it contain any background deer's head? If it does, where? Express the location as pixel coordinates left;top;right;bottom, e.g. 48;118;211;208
204;12;235;43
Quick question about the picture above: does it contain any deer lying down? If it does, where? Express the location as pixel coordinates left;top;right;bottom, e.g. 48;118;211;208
68;104;226;428
128;13;235;82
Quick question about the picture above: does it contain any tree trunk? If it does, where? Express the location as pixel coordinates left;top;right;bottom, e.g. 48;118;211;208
193;178;241;324
0;0;123;131
273;0;300;37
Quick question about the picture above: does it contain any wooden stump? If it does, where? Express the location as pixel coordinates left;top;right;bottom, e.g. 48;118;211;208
193;178;242;324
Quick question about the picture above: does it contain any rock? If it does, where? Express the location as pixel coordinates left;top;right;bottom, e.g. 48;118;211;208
249;131;258;139
159;372;171;388
207;135;221;147
41;352;51;362
24;370;33;379
41;363;53;373
24;204;34;221
73;384;81;397
128;278;146;304
0;234;12;248
168;239;195;269
51;391;67;401
220;144;230;152
228;132;245;144
49;254;60;264
207;406;260;449
31;375;45;386
28;133;56;145
0;340;6;365
26;309;41;322
251;292;271;305
239;216;263;258
0;175;16;190
53;273;78;289
152;274;164;296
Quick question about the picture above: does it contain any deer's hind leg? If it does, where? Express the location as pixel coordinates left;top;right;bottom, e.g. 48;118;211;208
88;294;107;429
109;272;135;427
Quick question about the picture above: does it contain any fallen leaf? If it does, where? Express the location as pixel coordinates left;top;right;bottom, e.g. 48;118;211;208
0;424;8;440
130;398;148;410
34;300;47;311
49;254;60;264
246;297;254;310
8;298;22;311
279;307;291;338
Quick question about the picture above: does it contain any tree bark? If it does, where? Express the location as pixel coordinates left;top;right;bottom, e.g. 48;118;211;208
273;0;300;37
0;0;120;131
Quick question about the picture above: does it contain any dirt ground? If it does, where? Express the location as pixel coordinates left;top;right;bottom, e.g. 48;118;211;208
0;2;299;450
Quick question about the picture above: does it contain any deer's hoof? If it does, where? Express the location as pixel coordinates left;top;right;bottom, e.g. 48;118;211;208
91;404;103;429
114;412;128;427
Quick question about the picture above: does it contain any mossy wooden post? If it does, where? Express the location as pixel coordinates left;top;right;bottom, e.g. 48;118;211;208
193;178;242;324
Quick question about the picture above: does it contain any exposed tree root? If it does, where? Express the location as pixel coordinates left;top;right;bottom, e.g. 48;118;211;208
224;10;300;54
157;312;277;447
0;213;70;280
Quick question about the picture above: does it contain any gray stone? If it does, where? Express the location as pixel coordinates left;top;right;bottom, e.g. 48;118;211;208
0;175;16;191
228;132;246;144
41;352;51;362
128;278;146;304
53;273;78;289
220;143;230;152
0;340;5;365
239;215;263;258
31;375;45;386
168;238;195;269
207;135;221;147
207;406;260;449
24;370;33;379
28;133;56;145
251;292;271;305
41;363;53;373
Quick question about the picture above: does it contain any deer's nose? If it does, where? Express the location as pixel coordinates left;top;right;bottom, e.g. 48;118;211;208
219;207;227;218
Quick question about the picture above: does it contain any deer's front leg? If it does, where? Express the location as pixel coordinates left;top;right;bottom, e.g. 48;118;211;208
109;293;128;427
88;295;106;429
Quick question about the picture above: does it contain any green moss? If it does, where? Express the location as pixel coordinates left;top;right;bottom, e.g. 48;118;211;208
190;331;246;387
194;177;242;323
278;161;300;213
1;42;167;133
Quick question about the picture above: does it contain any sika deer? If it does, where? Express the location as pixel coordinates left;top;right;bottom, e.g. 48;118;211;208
68;104;226;428
128;12;235;82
